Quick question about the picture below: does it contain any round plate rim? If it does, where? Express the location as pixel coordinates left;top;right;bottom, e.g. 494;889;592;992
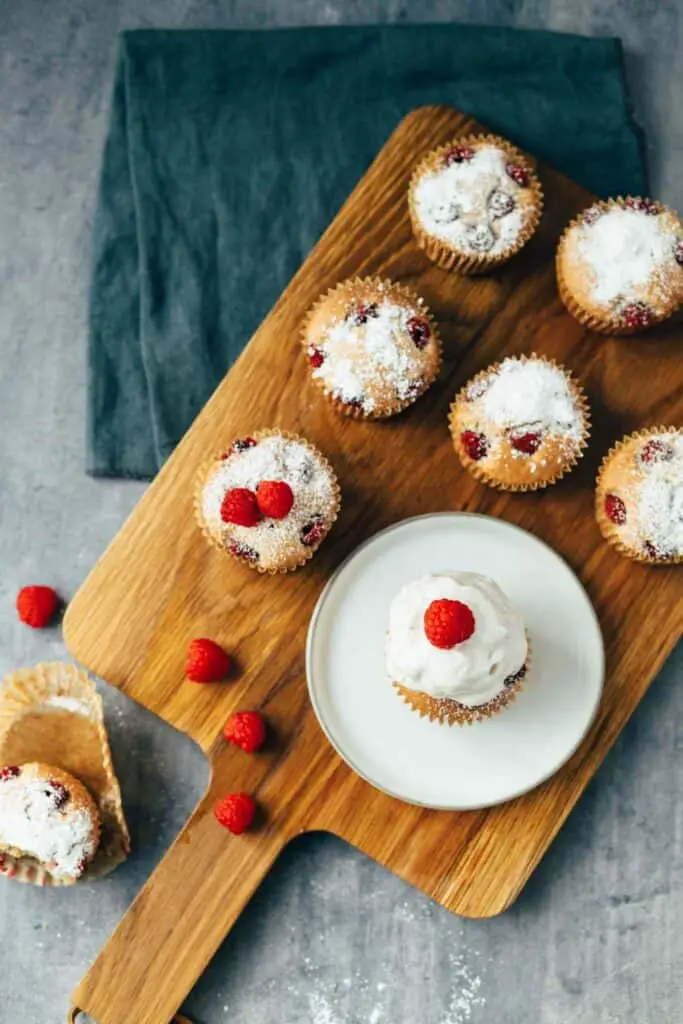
305;511;605;811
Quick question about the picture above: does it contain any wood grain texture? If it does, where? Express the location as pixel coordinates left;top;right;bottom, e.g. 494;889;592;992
63;105;683;1024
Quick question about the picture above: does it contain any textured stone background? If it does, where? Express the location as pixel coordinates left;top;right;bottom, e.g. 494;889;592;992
0;2;682;1023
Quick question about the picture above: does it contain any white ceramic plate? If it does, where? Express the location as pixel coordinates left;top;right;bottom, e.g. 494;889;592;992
306;513;604;810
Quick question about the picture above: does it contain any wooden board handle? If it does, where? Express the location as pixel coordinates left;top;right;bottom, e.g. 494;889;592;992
71;782;289;1024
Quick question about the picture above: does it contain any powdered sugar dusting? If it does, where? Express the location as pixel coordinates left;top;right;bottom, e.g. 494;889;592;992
413;145;526;256
44;696;91;716
201;435;337;570
573;206;681;310
482;359;582;440
0;768;97;880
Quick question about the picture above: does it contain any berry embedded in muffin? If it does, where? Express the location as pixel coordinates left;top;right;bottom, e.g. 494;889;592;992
449;355;590;490
596;428;683;563
195;431;340;572
387;572;529;726
302;277;441;418
557;197;683;334
409;134;543;274
0;762;101;882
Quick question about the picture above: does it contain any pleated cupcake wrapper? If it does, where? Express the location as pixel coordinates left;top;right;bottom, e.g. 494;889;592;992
595;425;683;565
448;354;591;492
194;429;341;574
408;133;544;276
301;277;443;420
556;197;682;336
394;639;532;727
0;662;130;887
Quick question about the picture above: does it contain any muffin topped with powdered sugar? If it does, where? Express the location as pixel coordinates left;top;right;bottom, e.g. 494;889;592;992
449;354;590;491
195;430;340;572
557;197;683;334
302;277;441;418
409;134;543;274
596;427;683;564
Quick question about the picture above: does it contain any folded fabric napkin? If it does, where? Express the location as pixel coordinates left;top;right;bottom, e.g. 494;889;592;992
89;24;646;479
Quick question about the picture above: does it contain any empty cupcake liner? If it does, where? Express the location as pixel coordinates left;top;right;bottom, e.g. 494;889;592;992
0;662;129;887
408;133;544;276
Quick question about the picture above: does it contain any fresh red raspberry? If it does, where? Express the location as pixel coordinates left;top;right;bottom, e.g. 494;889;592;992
223;711;267;753
308;345;325;368
604;493;626;526
625;197;658;214
0;766;21;782
186;638;232;683
641;439;673;464
406;317;430;349
16;586;60;628
444;145;474;165
228;540;259;563
460;430;489;461
511;431;542;455
256;480;294;520
622;302;653;330
350;302;379;325
675;240;683;266
220;487;262;527
506;162;529;187
214;792;257;835
47;780;69;810
301;515;326;547
424;599;476;649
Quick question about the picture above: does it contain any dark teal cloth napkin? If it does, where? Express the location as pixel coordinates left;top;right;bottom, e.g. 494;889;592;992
88;25;646;478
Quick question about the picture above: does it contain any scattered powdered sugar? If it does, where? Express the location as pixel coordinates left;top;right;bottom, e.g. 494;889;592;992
413;145;525;256
481;358;582;440
574;206;679;307
44;695;91;716
312;297;431;412
202;435;336;569
637;435;683;556
0;771;97;879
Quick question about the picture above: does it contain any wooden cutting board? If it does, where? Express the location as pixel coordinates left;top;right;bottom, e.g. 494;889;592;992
63;105;683;1024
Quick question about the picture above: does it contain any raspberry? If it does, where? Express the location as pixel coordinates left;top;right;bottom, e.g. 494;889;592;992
406;317;430;349
444;145;474;165
604;493;626;526
75;857;89;877
460;430;488;461
675;240;683;267
641;439;673;464
350;302;379;326
511;431;542;455
506;162;529;187
625;197;658;214
256;480;294;520
424;599;476;649
223;710;267;753
47;780;69;810
0;766;21;782
622;302;653;330
228;540;259;563
186;638;232;683
233;438;257;453
643;540;672;560
308;345;325;368
220;487;262;527
301;515;326;547
214;792;257;835
16;585;60;628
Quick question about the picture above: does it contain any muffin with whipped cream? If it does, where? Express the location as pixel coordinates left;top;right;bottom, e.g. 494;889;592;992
386;572;529;726
0;762;101;883
557;197;683;334
449;354;590;491
302;277;441;418
195;430;340;573
596;427;683;564
408;133;543;274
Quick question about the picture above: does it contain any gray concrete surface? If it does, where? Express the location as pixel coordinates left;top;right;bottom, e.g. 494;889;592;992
1;2;682;1022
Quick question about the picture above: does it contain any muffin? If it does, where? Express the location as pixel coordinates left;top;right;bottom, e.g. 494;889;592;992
195;430;340;573
408;133;543;274
0;762;101;883
449;355;590;491
387;572;529;726
595;427;683;564
557;197;683;334
302;277;441;418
